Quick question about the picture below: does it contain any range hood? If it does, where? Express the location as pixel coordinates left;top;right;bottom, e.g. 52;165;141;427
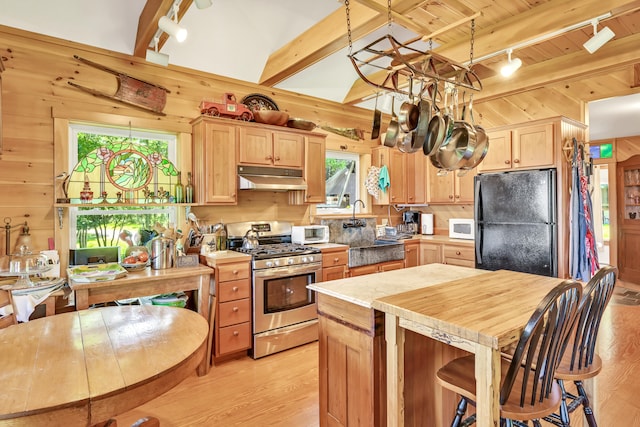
238;165;307;191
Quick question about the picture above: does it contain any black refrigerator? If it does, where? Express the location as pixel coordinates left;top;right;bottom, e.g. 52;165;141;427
474;168;557;277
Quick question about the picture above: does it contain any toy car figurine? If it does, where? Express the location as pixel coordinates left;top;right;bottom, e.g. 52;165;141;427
199;93;253;121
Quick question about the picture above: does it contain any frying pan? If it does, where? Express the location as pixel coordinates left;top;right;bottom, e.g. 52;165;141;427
371;92;381;140
399;82;431;153
423;85;444;156
384;97;400;148
398;76;420;132
458;100;489;172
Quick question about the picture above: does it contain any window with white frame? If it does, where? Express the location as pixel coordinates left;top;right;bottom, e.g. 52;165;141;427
316;150;360;214
68;123;178;257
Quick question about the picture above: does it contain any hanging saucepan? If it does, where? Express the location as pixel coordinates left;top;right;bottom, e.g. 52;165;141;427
398;80;430;153
398;75;420;132
458;96;489;172
435;92;477;171
423;84;445;156
384;96;400;148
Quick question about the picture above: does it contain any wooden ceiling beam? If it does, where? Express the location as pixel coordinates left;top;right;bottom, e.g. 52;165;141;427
474;31;640;104
343;0;638;104
258;0;426;87
133;0;193;58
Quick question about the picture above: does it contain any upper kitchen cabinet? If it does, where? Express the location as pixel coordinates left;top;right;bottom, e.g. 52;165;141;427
427;161;476;204
406;151;427;205
303;135;326;203
238;127;304;169
479;122;554;172
617;155;640;283
371;146;407;205
191;116;238;205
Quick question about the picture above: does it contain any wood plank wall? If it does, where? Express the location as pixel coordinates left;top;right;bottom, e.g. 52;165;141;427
0;23;590;263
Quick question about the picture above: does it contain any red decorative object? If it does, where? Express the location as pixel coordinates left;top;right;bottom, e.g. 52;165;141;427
199;93;253;121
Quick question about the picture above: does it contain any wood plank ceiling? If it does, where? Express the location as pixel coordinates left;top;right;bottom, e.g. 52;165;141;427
134;0;640;111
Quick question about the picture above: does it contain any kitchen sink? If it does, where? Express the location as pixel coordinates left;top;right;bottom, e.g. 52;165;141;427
348;242;404;268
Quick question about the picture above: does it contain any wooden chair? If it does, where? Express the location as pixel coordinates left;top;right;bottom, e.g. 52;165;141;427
544;266;618;427
0;288;17;328
436;280;583;427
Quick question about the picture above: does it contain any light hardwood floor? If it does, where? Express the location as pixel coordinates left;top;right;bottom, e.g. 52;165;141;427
114;282;640;427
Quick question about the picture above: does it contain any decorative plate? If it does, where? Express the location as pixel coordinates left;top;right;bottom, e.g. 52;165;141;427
241;93;279;112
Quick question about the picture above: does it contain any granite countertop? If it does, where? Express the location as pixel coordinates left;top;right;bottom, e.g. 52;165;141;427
308;264;488;308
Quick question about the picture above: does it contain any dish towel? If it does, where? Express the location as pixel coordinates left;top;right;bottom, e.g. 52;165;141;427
11;279;66;322
379;165;390;192
365;166;381;199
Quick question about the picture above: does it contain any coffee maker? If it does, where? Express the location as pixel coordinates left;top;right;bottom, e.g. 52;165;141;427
402;211;421;234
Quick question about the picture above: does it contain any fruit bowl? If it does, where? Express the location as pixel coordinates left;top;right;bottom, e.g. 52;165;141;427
253;109;289;126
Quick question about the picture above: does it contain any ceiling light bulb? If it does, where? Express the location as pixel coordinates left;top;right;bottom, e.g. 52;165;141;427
500;49;522;77
194;0;213;9
583;20;615;54
158;15;188;43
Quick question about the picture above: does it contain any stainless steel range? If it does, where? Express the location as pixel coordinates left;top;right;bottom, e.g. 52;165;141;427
226;221;321;359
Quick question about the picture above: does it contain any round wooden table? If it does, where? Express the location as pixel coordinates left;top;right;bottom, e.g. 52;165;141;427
0;305;208;426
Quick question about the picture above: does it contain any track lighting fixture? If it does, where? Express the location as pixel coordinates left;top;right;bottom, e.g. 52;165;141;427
500;48;522;77
583;19;615;54
146;37;169;66
158;3;187;43
194;0;213;9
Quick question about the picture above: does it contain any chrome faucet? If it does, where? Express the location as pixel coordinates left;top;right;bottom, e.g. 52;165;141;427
352;199;365;221
344;199;366;228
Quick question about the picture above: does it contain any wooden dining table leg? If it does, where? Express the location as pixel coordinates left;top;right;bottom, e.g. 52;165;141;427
385;312;405;427
474;344;501;427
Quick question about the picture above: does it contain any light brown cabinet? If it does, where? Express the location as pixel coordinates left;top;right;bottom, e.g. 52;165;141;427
478;123;554;173
419;241;443;265
617;155;640;282
238;127;304;168
213;260;252;359
442;243;475;267
303;135;326;203
427;162;476;204
406;152;427;204
191;116;238;205
379;147;407;204
404;240;420;268
321;246;348;282
348;259;405;277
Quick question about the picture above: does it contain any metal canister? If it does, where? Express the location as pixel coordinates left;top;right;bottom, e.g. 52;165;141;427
150;237;174;270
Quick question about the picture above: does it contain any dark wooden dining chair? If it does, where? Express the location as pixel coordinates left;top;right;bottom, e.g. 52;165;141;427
544;265;617;427
0;288;17;328
436;280;583;427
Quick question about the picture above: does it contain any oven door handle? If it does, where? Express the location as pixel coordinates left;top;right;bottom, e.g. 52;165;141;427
253;263;322;278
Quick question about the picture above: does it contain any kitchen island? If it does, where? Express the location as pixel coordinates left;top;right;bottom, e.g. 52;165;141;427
308;264;568;427
308;264;487;426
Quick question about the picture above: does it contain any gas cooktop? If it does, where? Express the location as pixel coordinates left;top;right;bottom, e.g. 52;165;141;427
233;243;321;260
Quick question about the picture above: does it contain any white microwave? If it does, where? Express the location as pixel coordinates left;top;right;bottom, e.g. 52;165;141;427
291;225;330;244
449;218;475;240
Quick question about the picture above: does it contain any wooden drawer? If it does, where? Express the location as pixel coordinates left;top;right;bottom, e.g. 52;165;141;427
217;262;250;282
218;298;251;327
217;279;250;302
443;245;475;267
322;251;348;267
216;322;251;355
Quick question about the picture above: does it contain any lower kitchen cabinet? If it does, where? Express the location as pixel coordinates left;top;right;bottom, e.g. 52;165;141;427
321;246;348;281
420;241;443;264
404;240;420;268
442;243;475;267
213;260;252;361
348;260;404;277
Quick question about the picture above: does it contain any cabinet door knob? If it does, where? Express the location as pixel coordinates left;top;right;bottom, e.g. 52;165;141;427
275;156;281;161
233;331;239;336
232;270;239;275
334;257;339;263
232;286;239;292
456;251;461;255
232;307;239;312
505;160;511;165
513;158;520;164
449;195;454;199
266;155;273;160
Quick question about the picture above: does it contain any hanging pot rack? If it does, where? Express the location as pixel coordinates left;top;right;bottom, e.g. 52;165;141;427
344;0;482;98
348;34;482;97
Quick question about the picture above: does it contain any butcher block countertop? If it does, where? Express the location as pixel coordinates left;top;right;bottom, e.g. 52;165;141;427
308;263;488;308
